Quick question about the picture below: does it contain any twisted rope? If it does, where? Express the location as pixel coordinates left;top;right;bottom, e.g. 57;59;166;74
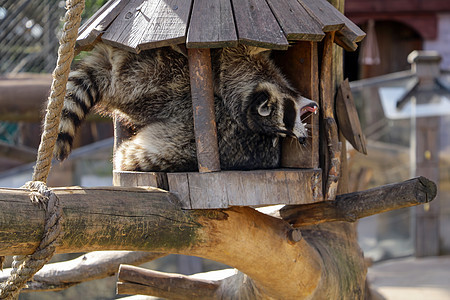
0;182;62;299
33;0;84;183
0;0;84;298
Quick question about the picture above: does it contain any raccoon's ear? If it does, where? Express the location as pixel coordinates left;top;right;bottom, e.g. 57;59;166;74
258;100;272;116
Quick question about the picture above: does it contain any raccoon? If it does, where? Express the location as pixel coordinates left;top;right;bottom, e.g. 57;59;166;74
55;43;318;172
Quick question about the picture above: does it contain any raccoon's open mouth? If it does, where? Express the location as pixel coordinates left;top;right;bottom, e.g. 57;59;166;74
300;102;319;118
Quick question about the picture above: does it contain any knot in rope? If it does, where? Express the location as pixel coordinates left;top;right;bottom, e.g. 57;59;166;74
0;182;62;299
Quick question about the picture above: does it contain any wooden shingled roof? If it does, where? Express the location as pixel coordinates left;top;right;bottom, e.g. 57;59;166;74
77;0;365;53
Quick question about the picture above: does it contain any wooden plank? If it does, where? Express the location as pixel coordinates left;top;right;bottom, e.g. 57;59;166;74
167;173;191;209
167;169;322;209
266;0;324;42
299;0;345;33
186;0;238;49
187;48;221;173
77;0;130;50
301;0;365;50
273;42;320;168
187;172;228;209
336;79;367;154
102;0;192;52
113;170;168;190
231;0;288;50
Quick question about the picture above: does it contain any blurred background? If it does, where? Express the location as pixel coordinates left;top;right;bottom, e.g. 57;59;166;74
0;0;449;299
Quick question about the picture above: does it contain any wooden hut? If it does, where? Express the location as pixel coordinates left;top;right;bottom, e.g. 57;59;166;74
76;0;365;209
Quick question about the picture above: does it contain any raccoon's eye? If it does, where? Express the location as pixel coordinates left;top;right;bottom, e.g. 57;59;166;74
252;91;272;117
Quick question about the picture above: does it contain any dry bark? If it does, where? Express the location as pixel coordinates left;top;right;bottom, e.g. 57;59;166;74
0;179;436;299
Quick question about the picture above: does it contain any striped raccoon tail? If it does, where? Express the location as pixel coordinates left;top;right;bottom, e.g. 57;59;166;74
54;69;102;161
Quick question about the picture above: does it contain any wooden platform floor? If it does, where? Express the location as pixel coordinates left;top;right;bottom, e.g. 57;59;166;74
368;255;450;300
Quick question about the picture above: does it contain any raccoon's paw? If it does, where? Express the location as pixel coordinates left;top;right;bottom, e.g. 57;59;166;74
54;133;73;161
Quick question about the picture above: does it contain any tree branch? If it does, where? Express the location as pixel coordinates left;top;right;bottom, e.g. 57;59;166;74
280;176;437;227
117;266;263;300
0;251;165;292
117;265;220;299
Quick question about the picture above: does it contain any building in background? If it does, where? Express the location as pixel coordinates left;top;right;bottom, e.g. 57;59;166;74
344;0;450;80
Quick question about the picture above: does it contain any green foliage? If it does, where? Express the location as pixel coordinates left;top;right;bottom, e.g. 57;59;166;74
82;0;109;21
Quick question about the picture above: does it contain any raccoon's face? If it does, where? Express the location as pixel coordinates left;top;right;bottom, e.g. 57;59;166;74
215;44;318;144
246;82;318;144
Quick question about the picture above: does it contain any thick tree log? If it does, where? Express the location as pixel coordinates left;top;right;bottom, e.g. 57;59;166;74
280;176;437;227
0;178;435;299
0;186;322;299
0;251;164;292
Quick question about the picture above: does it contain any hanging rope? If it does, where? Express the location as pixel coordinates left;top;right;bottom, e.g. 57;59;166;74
0;1;84;298
33;0;85;183
0;182;63;299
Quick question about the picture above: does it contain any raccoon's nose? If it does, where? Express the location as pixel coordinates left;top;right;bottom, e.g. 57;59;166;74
298;136;307;144
299;97;319;117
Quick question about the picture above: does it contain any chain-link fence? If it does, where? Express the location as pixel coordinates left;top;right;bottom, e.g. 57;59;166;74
0;0;67;75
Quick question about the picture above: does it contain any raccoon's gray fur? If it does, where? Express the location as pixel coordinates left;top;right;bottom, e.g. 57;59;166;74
55;43;317;172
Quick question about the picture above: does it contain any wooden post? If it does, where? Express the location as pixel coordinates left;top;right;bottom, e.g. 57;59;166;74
415;116;440;257
187;48;221;173
320;31;341;200
274;41;320;168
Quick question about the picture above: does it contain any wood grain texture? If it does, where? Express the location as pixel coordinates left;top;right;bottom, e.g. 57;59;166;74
77;0;130;50
187;48;221;173
102;0;192;52
336;79;367;154
280;176;437;227
117;265;219;298
113;170;168;190
167;169;323;209
186;0;237;49
299;0;344;32
319;32;341;200
302;0;365;50
232;0;288;50
266;0;324;42
273;42;320;168
0;186;197;255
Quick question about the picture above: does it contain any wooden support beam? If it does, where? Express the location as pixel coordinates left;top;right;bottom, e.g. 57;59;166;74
280;176;437;227
187;48;221;173
319;31;341;200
